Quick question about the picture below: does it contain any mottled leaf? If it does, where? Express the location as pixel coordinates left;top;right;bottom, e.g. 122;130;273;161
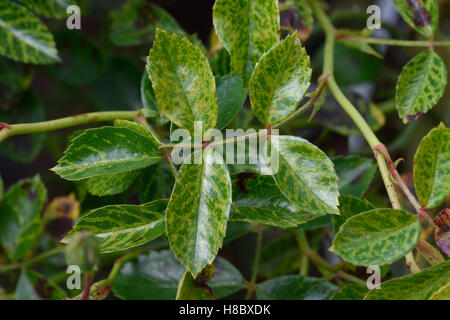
0;175;46;260
113;250;244;299
392;0;438;38
230;173;321;228
65;200;167;253
332;155;377;198
413;123;450;208
44;193;79;242
15;271;66;300
256;275;338;300
147;29;218;136
416;239;445;266
52;126;163;181
166;148;231;277
216;75;246;130
19;0;75;19
0;1;60;64
330;284;367;300
332;195;375;234
141;69;167;125
267;135;340;215
331;209;421;266
213;0;280;86
109;1;182;46
337;29;383;59
290;215;332;231
395;50;447;123
250;33;311;126
365;261;450;300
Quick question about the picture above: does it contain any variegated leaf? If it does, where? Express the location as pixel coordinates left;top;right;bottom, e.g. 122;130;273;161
413;123;450;209
86;170;140;197
147;29;218;136
52;127;163;181
166;148;232;277
332;195;375;234
365;261;450;300
250;33;311;126
331;209;421;266
395;50;447;123
213;0;280;87
266;135;340;215
65;200;167;253
0;1;60;64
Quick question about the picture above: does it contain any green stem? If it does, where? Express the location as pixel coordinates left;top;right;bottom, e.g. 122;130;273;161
0;246;64;273
308;0;421;273
295;231;310;276
339;35;450;47
305;250;366;286
0;111;141;143
245;226;264;300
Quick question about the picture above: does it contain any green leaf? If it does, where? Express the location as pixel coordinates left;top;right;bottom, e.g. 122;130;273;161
429;282;450;300
416;239;445;266
330;284;367;300
365;261;450;300
307;80;328;121
332;195;375;234
0;1;60;64
19;0;75;19
52;127;163;181
337;29;383;59
230;173;321;228
290;215;332;231
259;233;300;278
166;148;231;277
113;250;244;299
0;56;33;108
213;0;280;86
0;91;45;163
147;29;218;136
331;209;421;266
209;49;231;76
138;161;174;203
215;75;246;130
395;50;447;123
249;33;311;126
86;170;140;197
223;221;253;244
15;271;66;300
392;0;438;38
65;200;167;253
256;275;338;300
176;270;215;300
267;135;340;215
109;1;183;46
0;175;46;260
413;123;450;209
332;155;377;198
